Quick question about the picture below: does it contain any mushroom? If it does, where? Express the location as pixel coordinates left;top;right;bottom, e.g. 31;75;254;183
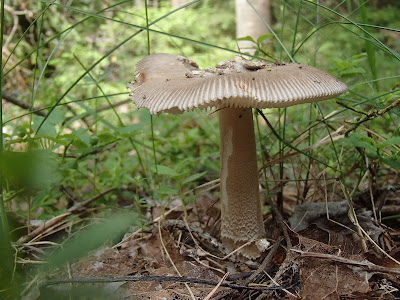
128;53;347;258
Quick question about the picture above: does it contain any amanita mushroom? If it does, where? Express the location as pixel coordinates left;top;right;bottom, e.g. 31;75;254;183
128;53;347;258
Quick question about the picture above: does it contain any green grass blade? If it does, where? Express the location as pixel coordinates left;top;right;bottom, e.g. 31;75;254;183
359;0;378;91
0;0;11;249
256;109;336;172
3;0;134;79
302;0;399;61
0;1;15;294
33;1;201;136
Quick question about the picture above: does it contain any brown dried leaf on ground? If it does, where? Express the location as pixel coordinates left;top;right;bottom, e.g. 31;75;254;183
31;190;400;299
69;224;227;299
289;201;383;246
294;236;370;299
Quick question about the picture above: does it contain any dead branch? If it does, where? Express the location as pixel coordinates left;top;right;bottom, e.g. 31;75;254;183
163;219;230;258
41;274;295;291
243;237;284;285
337;99;400;136
17;187;116;243
96;99;130;113
292;249;400;275
63;98;131;124
2;91;46;117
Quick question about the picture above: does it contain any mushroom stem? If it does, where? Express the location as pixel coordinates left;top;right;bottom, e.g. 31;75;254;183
219;106;265;258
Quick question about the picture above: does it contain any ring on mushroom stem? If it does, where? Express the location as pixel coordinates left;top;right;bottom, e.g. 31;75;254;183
128;53;347;259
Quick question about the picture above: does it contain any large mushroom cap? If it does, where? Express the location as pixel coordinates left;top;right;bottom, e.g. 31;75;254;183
128;53;348;114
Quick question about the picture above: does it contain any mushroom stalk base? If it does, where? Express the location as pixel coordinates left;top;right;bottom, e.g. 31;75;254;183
219;107;265;258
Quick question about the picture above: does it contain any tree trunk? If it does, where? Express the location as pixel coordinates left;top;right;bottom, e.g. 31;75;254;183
171;0;188;8
235;0;271;55
134;0;143;7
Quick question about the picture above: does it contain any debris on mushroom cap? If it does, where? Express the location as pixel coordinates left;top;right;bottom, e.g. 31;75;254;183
128;53;348;115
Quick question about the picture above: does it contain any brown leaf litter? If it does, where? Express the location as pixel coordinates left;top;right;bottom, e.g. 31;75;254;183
27;188;400;299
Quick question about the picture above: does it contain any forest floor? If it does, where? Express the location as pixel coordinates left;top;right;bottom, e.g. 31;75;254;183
29;183;400;300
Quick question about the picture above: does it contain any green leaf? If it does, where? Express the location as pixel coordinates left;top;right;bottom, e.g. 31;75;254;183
256;33;273;45
70;144;111;155
159;186;178;195
72;128;92;147
182;171;207;185
380;137;400;148
97;132;116;144
343;134;377;152
0;150;59;190
237;35;255;43
351;53;367;64
32;116;56;138
46;108;65;125
340;67;366;76
151;165;179;177
39;136;71;146
117;124;143;137
380;156;400;170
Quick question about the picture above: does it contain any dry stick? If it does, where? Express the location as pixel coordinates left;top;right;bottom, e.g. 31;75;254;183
338;179;368;252
163;221;227;274
189;252;226;276
357;224;400;267
291;249;400;276
112;204;181;249
24;212;85;245
260;126;345;169
63;98;131;124
255;271;298;300
41;275;293;291
257;254;299;300
268;198;292;249
203;272;229;300
381;205;400;215
338;98;400;136
115;181;221;248
157;220;196;300
163;219;230;259
2;91;92;129
362;127;400;152
243;237;284;285
28;210;95;244
233;237;285;300
96;99;130;113
2;92;46;117
17;187;116;243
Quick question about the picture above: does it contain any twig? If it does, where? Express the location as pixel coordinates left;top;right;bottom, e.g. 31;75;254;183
112;203;182;249
157;220;196;300
256;270;298;299
256;254;299;299
96;99;130;113
3;5;20;51
17;187;116;243
41;274;293;291
203;272;229;300
292;249;400;276
339;99;400;136
163;219;230;259
267;198;292;249
381;205;400;215
2;92;46;117
243;237;283;285
233;237;286;300
63;98;131;124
